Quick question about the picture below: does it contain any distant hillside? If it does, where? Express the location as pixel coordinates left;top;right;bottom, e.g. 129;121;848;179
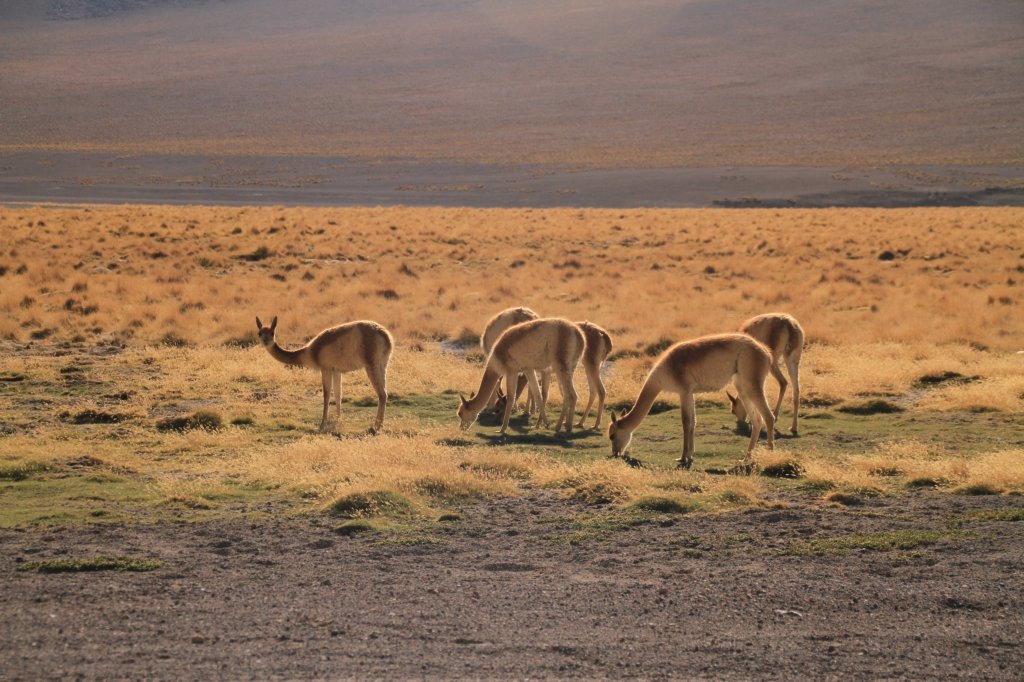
1;0;1022;167
45;0;225;20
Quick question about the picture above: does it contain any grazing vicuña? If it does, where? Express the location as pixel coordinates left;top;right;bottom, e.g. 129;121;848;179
730;312;805;435
609;333;775;468
459;318;585;435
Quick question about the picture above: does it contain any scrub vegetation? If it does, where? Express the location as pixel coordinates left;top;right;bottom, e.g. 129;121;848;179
0;205;1022;528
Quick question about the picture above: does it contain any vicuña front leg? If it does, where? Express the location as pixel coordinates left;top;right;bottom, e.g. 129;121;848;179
319;368;333;433
769;362;788;422
576;363;606;429
678;392;695;469
498;371;519;434
525;370;549;430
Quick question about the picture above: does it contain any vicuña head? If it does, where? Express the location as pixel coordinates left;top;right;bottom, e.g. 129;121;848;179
457;392;478;430
607;409;632;458
725;390;747;425
256;315;278;347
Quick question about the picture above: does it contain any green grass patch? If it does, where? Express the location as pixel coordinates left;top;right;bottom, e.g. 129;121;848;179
824;491;863;506
333;519;379;536
0;461;49;481
371;535;447;547
542;530;609;546
914;371;979;388
626;495;696;514
17;556;162;573
0;474;156;528
326;490;415;518
412;476;483;504
607;398;676;416
759;460;804;479
62;409;131;424
798;478;836;493
963;508;1024;522
906;477;950;489
785;530;962;556
156;410;223;432
561;479;628;505
954;483;1003;496
837;399;905;415
458;460;533;480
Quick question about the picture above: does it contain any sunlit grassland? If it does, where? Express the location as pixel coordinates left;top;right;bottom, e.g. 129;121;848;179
0;205;1022;529
1;343;1022;530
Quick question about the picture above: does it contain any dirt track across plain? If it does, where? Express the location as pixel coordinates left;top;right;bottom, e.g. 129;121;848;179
3;493;1022;679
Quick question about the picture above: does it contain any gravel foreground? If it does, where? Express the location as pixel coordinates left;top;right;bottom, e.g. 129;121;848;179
2;494;1022;680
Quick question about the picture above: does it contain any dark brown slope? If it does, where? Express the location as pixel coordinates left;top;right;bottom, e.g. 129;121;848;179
1;0;1022;167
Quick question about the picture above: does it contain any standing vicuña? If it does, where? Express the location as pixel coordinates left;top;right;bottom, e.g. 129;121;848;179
728;312;804;435
256;316;393;433
608;333;775;468
458;318;585;435
574;321;613;429
480;306;543;415
494;319;613;429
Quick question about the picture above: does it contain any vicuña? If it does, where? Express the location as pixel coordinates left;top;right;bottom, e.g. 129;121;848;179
729;312;804;435
256;316;393;434
608;333;775;468
459;317;584;435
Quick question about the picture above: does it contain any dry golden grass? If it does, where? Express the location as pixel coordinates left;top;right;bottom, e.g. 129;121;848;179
2;205;1022;350
1;205;1022;522
2;205;1021;410
761;442;1024;498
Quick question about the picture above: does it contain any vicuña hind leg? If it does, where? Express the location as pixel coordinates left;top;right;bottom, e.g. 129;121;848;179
769;362;787;422
333;370;342;426
786;351;801;435
576;363;606;429
554;369;577;434
365;363;388;433
737;382;775;460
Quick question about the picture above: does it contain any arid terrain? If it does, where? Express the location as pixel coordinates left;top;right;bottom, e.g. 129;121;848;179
2;0;1023;678
1;204;1023;678
4;494;1023;679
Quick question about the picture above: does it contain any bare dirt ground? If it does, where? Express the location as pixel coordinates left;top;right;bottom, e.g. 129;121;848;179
3;493;1022;680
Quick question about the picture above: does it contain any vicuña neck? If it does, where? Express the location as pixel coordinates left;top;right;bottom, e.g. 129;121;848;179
467;366;502;411
619;376;663;432
267;341;307;367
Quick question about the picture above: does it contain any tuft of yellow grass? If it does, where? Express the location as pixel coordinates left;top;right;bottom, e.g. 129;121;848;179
763;441;1024;497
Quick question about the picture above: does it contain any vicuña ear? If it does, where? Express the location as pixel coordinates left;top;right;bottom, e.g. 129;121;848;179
619;409;627;420
270;316;278;332
256;316;263;330
726;391;737;405
459;393;468;405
